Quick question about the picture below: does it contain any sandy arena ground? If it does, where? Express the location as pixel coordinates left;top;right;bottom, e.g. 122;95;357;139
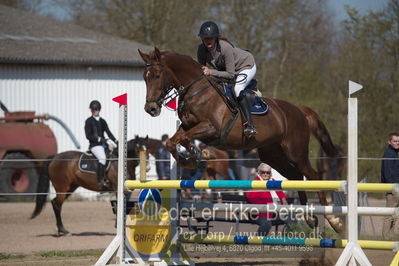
0;199;397;265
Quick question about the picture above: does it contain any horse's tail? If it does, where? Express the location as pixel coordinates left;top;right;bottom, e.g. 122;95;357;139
31;155;53;219
299;105;339;157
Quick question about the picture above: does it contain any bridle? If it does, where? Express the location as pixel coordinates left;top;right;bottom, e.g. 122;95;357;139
144;62;204;107
144;63;174;107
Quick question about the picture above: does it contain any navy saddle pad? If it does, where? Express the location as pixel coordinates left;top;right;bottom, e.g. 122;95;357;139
223;83;269;115
78;153;111;174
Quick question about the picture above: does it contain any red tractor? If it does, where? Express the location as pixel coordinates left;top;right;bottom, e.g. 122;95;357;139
0;101;80;201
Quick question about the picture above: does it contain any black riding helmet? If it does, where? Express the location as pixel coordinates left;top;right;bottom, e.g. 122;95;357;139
89;100;101;110
198;21;219;39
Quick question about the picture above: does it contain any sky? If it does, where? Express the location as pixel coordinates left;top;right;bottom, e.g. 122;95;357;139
327;0;389;22
42;0;391;23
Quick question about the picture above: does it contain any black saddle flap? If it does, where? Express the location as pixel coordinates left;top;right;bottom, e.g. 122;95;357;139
78;153;111;174
223;81;268;115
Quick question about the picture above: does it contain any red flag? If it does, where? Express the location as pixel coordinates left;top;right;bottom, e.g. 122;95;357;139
112;93;127;105
165;98;177;111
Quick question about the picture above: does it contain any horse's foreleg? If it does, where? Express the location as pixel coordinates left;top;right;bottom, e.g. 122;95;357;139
167;122;218;169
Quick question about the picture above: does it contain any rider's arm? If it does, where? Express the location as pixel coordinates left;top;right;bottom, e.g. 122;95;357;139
102;119;117;142
85;118;101;143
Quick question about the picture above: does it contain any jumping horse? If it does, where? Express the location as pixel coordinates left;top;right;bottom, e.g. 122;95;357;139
31;137;149;236
138;48;342;232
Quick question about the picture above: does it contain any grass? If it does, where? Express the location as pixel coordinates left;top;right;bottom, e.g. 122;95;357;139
0;249;105;264
281;219;343;240
0;253;26;260
38;249;103;258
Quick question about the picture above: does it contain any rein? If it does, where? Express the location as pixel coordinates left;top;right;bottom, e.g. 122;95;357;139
145;62;205;107
144;63;174;107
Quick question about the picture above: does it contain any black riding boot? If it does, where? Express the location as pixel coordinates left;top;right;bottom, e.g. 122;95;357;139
238;90;257;138
97;163;106;188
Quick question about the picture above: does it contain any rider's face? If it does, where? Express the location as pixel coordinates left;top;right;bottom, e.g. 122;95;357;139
91;109;100;116
202;37;217;51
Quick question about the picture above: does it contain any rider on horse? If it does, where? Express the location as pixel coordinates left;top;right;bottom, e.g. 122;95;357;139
197;21;257;138
84;100;117;188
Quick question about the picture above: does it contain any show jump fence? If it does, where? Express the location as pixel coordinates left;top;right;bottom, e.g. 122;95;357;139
96;82;399;266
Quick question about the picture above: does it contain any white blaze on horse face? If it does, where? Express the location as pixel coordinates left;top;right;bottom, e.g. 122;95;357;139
145;70;150;80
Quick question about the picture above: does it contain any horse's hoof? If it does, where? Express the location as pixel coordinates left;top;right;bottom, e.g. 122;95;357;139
326;215;343;233
57;231;71;237
202;149;216;160
202;149;211;160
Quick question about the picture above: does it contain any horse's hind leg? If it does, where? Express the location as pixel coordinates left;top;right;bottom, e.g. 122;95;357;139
258;145;320;230
283;142;343;233
51;188;76;236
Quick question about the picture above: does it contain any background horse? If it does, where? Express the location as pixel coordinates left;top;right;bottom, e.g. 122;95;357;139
201;146;231;180
138;136;231;180
30;138;148;236
127;136;151;179
138;48;342;232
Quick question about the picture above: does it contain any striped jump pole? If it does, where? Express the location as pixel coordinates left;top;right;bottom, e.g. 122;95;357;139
125;180;399;194
180;234;399;251
179;202;399;217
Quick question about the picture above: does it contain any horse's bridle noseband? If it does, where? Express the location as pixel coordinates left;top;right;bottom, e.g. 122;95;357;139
144;62;204;107
144;63;174;107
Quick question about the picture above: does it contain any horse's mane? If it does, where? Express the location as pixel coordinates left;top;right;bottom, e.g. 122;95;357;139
149;49;202;69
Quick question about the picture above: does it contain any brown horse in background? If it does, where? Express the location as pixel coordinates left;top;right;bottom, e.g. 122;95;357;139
31;138;148;236
139;136;231;180
201;146;230;180
138;48;342;232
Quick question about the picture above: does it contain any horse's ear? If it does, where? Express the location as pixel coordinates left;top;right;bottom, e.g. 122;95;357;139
145;135;148;140
154;47;162;61
138;49;150;63
135;135;139;140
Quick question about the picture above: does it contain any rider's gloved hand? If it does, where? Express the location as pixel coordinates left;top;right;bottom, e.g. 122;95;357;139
100;137;107;144
106;139;118;151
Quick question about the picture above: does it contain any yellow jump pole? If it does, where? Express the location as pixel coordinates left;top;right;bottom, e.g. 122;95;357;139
124;180;397;193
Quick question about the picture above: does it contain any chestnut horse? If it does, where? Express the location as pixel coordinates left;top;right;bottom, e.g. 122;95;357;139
31;138;149;236
138;48;341;232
